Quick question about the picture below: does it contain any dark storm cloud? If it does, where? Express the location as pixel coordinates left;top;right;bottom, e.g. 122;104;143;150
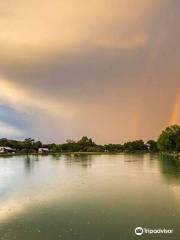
0;105;30;130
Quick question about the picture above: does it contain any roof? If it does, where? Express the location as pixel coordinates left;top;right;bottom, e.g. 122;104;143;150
0;147;14;150
38;148;49;151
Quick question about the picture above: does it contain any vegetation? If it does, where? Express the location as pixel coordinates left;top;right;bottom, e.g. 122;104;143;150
124;140;148;152
147;140;159;152
0;137;153;154
0;125;179;155
157;125;180;152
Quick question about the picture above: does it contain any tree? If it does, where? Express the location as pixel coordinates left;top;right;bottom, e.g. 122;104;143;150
34;141;42;150
157;125;180;152
147;140;158;152
104;144;123;152
77;136;96;152
0;138;8;146
123;140;148;152
23;138;35;151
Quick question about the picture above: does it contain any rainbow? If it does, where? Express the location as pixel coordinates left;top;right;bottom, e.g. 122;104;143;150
170;90;180;125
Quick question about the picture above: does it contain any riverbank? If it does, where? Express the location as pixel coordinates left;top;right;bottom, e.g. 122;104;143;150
0;151;179;160
0;152;111;157
160;152;180;160
0;151;151;157
0;152;121;157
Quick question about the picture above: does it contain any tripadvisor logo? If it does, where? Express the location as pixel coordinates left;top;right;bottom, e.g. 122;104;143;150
135;227;174;236
135;227;143;236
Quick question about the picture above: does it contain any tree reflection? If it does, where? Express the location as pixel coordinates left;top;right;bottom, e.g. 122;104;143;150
51;153;62;161
64;153;93;169
23;155;35;173
159;155;180;184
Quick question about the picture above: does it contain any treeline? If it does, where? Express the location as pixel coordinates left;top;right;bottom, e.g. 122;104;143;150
0;125;179;154
0;137;158;154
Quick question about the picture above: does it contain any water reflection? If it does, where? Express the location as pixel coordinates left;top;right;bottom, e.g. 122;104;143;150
51;153;62;161
64;153;93;168
124;153;146;162
0;154;180;240
24;155;34;173
158;155;180;184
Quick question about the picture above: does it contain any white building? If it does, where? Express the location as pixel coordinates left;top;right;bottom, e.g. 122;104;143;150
38;148;49;154
0;147;15;154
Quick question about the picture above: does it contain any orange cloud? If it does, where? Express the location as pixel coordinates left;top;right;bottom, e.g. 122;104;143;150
0;0;160;63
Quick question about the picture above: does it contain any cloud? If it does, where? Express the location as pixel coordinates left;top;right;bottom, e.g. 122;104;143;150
0;105;30;130
0;121;23;138
0;0;179;142
0;0;160;63
0;78;76;118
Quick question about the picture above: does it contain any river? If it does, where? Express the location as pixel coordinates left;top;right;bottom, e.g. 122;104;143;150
0;153;179;239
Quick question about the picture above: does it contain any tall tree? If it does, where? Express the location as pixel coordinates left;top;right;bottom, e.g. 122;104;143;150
157;125;180;152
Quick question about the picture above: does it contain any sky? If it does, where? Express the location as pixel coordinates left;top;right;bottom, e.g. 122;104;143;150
0;0;179;143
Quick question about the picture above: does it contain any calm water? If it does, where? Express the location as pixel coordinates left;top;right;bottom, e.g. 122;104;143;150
0;154;179;240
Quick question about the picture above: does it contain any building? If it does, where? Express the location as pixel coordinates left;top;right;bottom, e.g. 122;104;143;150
38;148;49;154
0;147;15;154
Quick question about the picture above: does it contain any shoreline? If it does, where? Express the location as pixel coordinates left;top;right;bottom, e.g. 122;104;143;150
0;151;155;158
0;151;179;160
160;152;180;160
